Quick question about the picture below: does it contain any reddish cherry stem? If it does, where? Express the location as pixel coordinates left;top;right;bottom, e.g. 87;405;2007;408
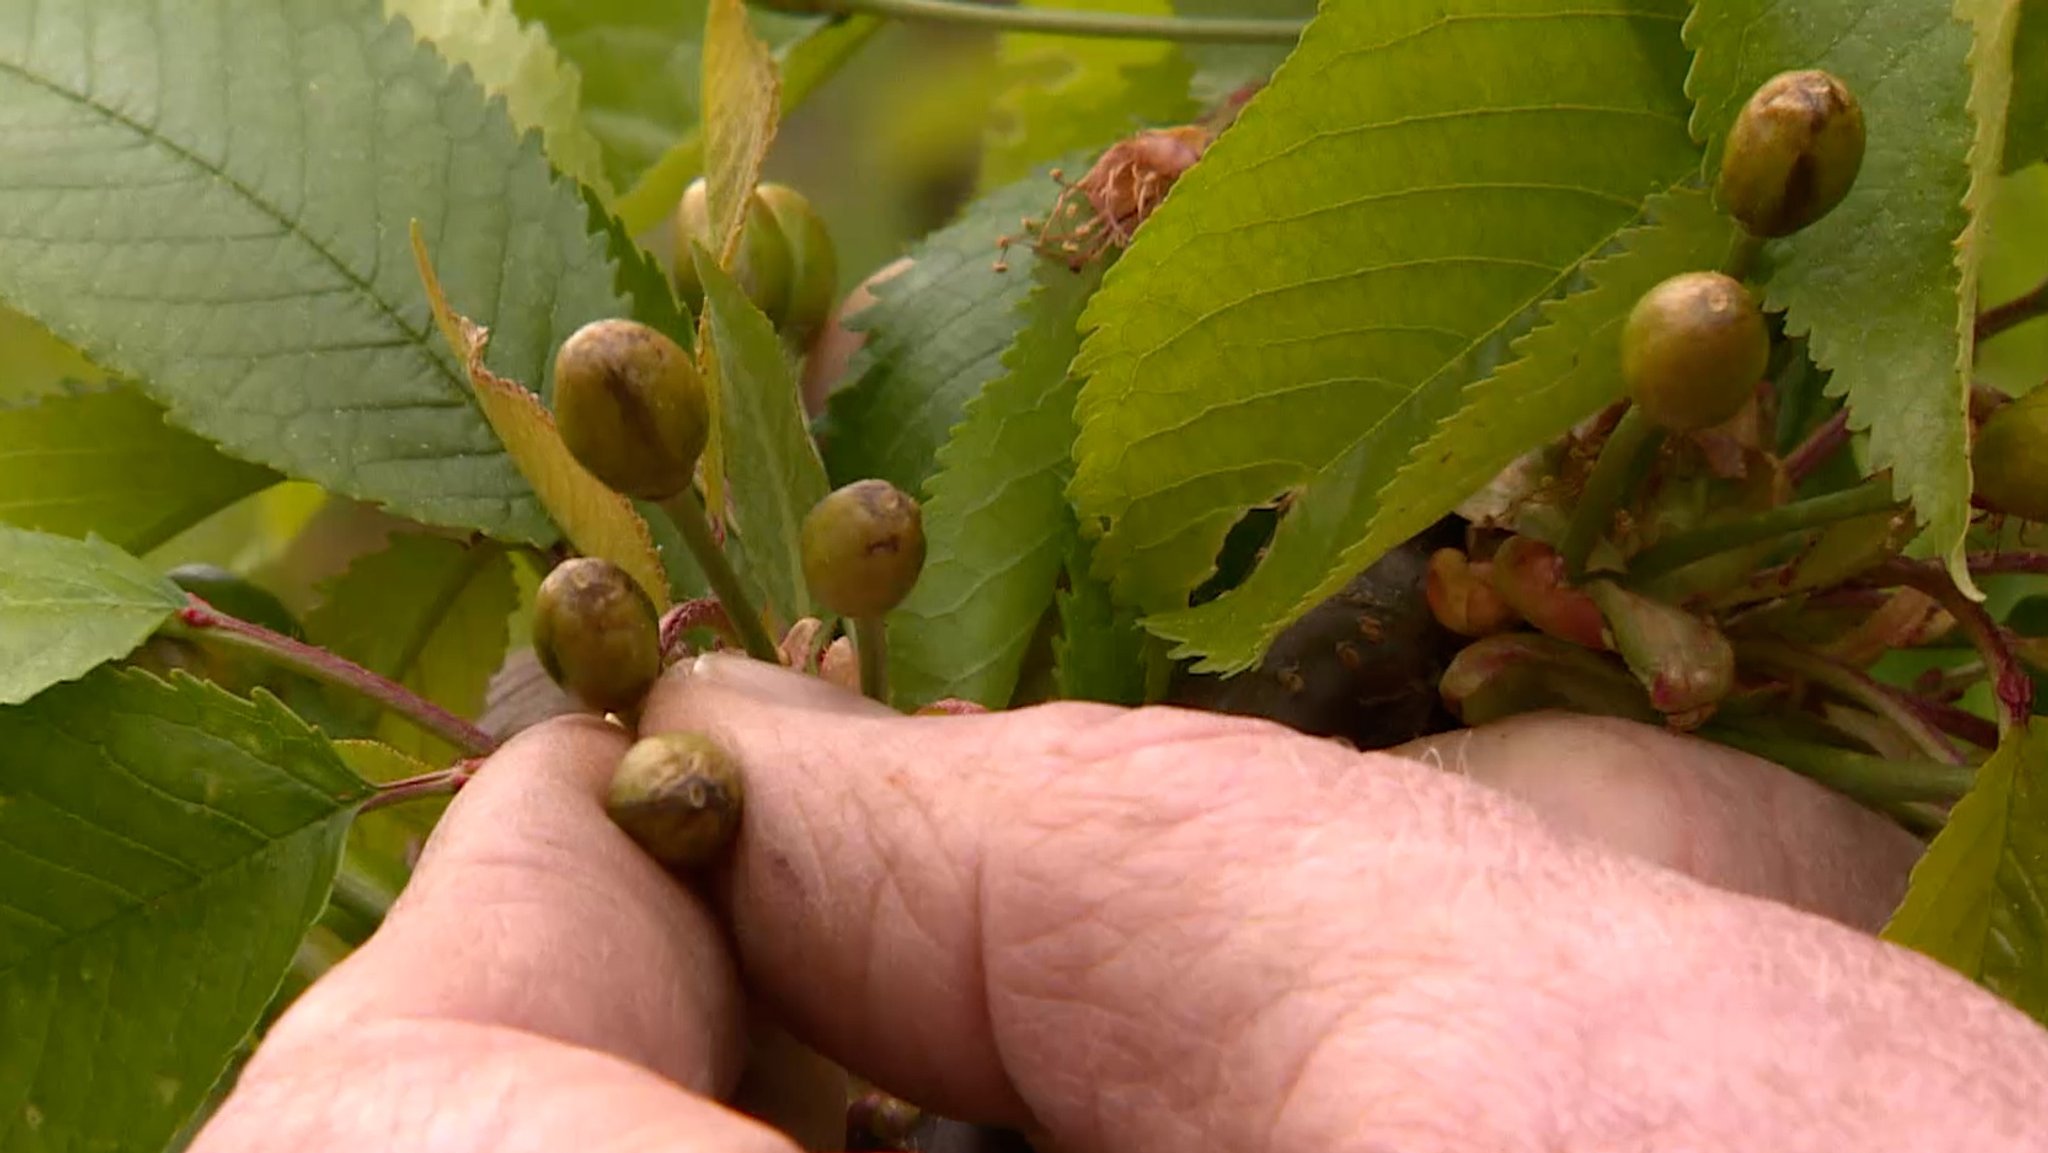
1864;560;2035;734
360;763;477;813
1969;551;2048;578
1898;694;2003;751
1784;409;1851;484
1977;275;2048;344
173;597;498;758
660;597;739;662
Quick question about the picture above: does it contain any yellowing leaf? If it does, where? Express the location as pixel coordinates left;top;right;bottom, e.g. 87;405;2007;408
409;223;669;608
697;0;783;525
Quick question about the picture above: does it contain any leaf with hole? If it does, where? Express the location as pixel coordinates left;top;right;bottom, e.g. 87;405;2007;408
1069;0;1701;666
0;0;627;543
1156;190;1736;672
1885;720;2048;1026
0;667;372;1151
0;526;186;705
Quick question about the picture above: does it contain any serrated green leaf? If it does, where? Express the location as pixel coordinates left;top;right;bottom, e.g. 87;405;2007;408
510;0;825;207
306;534;517;763
386;0;612;197
889;260;1105;711
1884;721;2048;1026
0;527;185;705
2007;0;2047;170
1156;190;1735;672
0;307;106;404
0;0;627;544
1980;164;2048;397
584;189;697;350
1172;0;1310;105
1054;535;1148;706
981;0;1197;190
0;387;278;556
0;667;371;1151
821;164;1080;494
1070;0;1701;649
691;244;829;630
1686;0;1986;595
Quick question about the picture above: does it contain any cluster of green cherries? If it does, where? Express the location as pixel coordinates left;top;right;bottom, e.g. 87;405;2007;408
526;178;927;873
1622;69;2040;518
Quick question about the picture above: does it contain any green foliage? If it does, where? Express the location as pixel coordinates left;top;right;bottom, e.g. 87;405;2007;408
2008;0;2046;171
305;534;518;763
1054;536;1149;706
889;260;1104;710
692;247;832;630
1685;0;1982;591
0;387;279;555
822;164;1075;495
1156;191;1736;671
1885;722;2048;1026
0;668;370;1152
510;0;823;205
1980;164;2048;397
1070;0;1701;666
338;739;444;896
0;527;187;705
981;0;1197;189
385;0;611;195
0;0;625;544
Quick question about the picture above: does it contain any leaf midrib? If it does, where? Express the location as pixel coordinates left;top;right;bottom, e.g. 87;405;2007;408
0;52;470;407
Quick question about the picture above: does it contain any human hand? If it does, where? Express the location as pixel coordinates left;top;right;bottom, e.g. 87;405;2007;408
194;653;2048;1152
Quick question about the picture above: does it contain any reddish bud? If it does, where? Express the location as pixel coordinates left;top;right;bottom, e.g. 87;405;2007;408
1425;548;1519;637
1489;536;1609;650
1584;580;1735;728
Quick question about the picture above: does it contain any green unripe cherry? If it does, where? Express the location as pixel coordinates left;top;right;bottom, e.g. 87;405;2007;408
532;556;663;715
673;178;793;321
1973;389;2048;522
754;182;839;347
553;318;708;501
800;479;927;619
605;731;744;874
1716;69;1866;239
1621;271;1770;432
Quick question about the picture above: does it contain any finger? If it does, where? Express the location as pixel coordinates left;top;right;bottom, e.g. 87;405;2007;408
262;715;743;1095
1395;712;1926;931
637;653;1549;1136
195;1019;796;1153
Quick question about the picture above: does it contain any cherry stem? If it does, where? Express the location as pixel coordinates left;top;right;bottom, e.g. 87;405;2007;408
1783;408;1852;484
658;489;782;663
169;597;497;758
1737;640;1967;766
854;615;889;705
747;0;1305;42
1699;724;1963;834
1624;478;1900;585
1971;551;2048;578
1898;694;2004;751
1561;404;1663;578
1863;559;2036;735
359;764;475;814
1721;230;1765;280
660;597;740;663
1976;274;2048;344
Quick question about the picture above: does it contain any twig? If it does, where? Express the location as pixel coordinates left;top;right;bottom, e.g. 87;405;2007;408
1970;551;2048;578
170;597;497;758
359;764;475;813
1626;479;1900;585
1738;640;1968;765
658;489;782;663
1561;404;1663;577
1977;275;2048;344
747;0;1306;42
1783;408;1851;484
1864;559;2036;734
